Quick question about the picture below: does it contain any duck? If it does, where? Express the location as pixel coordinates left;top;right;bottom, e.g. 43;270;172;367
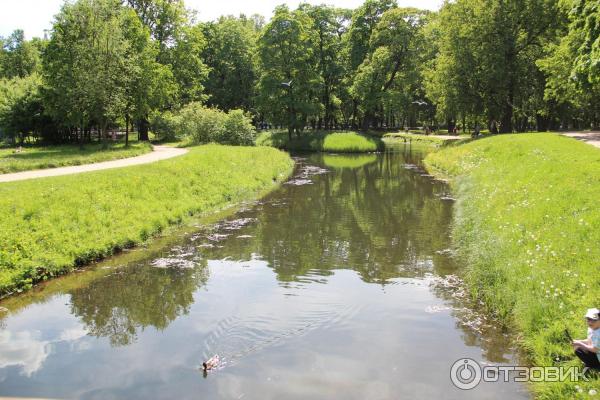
203;355;220;371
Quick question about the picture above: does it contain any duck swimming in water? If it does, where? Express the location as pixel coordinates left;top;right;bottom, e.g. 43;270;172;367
203;355;220;371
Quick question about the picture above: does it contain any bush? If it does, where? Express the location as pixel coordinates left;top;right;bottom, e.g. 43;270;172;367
154;103;257;146
222;109;256;145
150;111;182;141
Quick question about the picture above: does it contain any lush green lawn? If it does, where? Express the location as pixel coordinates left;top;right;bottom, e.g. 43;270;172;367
0;141;152;174
0;145;293;296
425;133;600;399
256;130;384;153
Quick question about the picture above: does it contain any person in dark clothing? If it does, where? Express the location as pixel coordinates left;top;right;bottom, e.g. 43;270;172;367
573;308;600;370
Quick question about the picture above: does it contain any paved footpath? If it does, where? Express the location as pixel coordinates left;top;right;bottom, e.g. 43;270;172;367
561;131;600;149
0;145;189;183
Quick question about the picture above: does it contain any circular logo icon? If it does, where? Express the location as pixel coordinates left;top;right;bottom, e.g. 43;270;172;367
450;358;482;390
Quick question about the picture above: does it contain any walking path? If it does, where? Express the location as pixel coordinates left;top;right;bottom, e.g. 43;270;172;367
561;131;600;149
0;145;188;183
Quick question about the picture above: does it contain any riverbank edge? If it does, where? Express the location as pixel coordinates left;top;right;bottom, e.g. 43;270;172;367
423;133;600;399
0;145;295;299
256;130;385;153
383;132;468;147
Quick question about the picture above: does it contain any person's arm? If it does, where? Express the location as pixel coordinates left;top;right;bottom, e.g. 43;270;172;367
578;342;598;353
573;339;593;349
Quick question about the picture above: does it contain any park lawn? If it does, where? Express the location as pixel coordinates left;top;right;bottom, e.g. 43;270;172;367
0;141;152;174
0;144;294;297
424;133;600;399
256;130;384;153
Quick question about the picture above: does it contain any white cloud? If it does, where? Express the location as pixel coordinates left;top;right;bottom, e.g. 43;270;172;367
0;0;443;39
0;330;50;377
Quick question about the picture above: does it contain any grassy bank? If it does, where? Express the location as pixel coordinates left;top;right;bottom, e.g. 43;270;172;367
0;141;153;174
0;145;294;296
383;132;467;147
424;133;600;398
256;130;384;153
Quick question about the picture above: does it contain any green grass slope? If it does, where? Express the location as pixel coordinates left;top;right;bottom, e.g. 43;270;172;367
425;133;600;399
0;144;293;296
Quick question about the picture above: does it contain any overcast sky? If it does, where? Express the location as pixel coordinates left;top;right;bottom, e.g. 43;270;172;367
0;0;444;39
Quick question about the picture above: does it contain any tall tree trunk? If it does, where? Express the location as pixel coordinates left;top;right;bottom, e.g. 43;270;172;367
139;117;150;141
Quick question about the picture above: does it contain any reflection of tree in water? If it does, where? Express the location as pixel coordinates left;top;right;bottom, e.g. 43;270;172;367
201;151;456;285
69;262;209;346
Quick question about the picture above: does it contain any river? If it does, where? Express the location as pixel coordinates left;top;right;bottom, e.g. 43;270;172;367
0;144;529;399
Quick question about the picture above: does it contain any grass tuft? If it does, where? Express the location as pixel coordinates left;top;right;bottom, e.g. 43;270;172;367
425;133;600;399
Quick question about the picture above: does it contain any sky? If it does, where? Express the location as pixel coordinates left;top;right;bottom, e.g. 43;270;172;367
0;0;444;39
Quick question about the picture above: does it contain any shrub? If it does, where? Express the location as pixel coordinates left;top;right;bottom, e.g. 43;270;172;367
155;103;257;146
222;109;256;145
150;111;182;141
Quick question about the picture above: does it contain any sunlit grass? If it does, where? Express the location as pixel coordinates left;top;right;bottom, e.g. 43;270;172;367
256;130;384;153
0;141;153;174
384;132;467;146
0;144;294;296
425;133;600;399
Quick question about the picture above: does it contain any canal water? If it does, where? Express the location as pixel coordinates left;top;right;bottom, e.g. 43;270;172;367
0;145;529;399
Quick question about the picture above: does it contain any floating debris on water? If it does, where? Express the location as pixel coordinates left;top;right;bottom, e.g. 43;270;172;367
300;165;329;176
206;233;230;242
425;305;454;314
151;258;195;269
435;248;455;256
0;307;8;313
216;218;257;231
440;196;456;201
285;179;313;186
237;235;253;239
403;164;419;170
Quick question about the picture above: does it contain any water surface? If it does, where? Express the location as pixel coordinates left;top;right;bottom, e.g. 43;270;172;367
0;145;529;399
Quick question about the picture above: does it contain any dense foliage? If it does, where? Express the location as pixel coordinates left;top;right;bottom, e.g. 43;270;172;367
0;0;598;143
0;145;293;296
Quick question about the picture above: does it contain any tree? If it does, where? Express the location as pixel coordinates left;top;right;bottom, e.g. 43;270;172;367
0;74;45;144
0;30;41;79
201;16;259;111
122;8;176;143
424;0;560;133
343;0;396;128
538;0;600;129
123;0;187;62
299;4;350;130
44;0;133;146
351;8;428;129
256;5;321;139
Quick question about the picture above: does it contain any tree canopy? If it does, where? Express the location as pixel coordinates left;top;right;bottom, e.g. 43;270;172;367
0;0;598;144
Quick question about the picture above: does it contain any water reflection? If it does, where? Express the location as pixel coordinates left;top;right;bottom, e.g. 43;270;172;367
0;147;528;399
70;261;209;346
